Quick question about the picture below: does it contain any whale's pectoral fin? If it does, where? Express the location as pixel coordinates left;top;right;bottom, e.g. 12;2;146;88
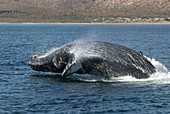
62;56;82;78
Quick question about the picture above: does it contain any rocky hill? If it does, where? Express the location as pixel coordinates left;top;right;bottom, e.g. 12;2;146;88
0;0;170;23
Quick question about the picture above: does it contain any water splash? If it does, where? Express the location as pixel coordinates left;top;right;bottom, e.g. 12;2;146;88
145;56;168;73
69;40;100;59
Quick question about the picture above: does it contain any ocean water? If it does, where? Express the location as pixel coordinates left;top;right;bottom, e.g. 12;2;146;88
0;24;170;114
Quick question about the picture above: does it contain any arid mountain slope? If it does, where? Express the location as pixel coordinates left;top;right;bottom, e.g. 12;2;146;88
0;0;170;22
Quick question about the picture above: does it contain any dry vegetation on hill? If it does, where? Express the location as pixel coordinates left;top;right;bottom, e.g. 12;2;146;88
0;0;170;23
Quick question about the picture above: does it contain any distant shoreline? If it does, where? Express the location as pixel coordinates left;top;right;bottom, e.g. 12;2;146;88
0;22;170;25
0;17;170;24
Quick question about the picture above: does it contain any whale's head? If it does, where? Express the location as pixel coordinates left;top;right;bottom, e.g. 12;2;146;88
28;54;60;72
28;46;71;73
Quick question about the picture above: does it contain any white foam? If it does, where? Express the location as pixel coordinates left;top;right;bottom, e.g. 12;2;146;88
145;55;168;73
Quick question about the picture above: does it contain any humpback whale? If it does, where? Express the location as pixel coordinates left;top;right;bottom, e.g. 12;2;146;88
28;41;155;79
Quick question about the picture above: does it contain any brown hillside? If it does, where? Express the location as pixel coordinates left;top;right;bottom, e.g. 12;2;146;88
0;0;170;22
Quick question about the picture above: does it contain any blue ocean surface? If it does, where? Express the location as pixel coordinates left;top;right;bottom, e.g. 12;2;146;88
0;24;170;113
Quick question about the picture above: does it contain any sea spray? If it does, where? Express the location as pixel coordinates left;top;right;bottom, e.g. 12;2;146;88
69;40;101;59
144;55;168;73
37;47;59;58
